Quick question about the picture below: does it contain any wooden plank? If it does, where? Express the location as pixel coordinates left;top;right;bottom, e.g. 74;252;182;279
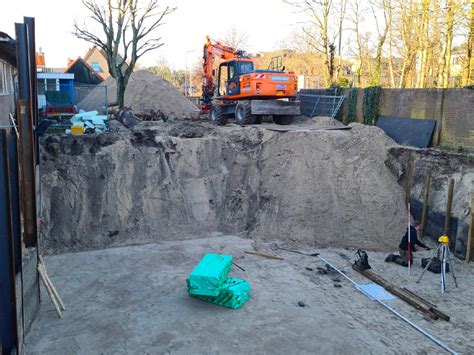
444;179;455;236
352;265;450;321
244;251;284;260
402;287;437;308
401;287;450;321
249;124;351;132
419;172;431;239
465;193;474;263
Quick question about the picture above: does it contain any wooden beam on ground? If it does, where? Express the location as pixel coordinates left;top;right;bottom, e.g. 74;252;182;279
419;172;431;240
352;265;450;321
444;179;455;236
465;193;474;263
244;251;284;260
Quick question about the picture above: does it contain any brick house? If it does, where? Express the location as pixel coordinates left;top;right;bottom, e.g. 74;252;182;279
64;57;103;85
82;46;128;81
0;31;17;127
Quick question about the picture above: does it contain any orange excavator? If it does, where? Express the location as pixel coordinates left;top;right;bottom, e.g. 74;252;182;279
201;36;300;125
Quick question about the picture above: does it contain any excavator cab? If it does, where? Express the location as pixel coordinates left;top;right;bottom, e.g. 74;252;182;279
217;59;254;98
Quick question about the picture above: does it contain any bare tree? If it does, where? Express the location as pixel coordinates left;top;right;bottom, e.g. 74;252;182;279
348;0;367;86
74;0;175;107
281;0;471;88
414;0;431;88
397;0;418;88
370;0;390;86
462;0;473;86
437;0;456;87
335;0;348;81
223;27;249;50
284;0;344;85
385;0;396;87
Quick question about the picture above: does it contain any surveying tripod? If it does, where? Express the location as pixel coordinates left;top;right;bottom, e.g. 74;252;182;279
416;235;458;293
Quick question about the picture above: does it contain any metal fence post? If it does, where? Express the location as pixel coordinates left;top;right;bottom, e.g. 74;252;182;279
105;85;108;118
16;22;38;248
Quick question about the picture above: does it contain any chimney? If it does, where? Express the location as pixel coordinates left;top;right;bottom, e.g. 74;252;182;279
36;47;45;68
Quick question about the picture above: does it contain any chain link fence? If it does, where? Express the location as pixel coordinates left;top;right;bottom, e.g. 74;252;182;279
298;89;345;118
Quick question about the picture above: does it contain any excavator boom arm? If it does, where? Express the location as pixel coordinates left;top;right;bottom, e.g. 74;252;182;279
201;36;247;109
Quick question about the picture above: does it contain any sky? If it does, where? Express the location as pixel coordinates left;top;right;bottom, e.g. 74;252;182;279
0;0;303;70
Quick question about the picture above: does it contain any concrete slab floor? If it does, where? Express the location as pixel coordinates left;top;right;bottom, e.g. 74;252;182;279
25;235;474;354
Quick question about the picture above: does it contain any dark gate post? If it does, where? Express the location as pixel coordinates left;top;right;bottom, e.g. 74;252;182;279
0;130;19;354
15;22;38;248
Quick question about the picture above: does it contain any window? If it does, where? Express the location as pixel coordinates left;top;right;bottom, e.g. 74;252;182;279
218;64;228;96
229;63;235;79
91;62;103;72
0;61;8;95
239;62;254;75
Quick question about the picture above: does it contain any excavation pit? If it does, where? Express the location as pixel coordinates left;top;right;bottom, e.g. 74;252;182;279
29;119;474;353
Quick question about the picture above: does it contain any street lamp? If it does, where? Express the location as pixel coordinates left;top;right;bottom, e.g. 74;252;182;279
185;50;197;97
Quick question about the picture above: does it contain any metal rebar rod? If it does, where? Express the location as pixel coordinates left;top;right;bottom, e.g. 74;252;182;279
317;254;457;355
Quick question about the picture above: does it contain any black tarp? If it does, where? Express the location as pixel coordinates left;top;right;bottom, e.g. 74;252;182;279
376;116;437;148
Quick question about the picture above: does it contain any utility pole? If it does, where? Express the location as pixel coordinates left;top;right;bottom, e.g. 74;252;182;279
185;50;197;97
184;54;188;96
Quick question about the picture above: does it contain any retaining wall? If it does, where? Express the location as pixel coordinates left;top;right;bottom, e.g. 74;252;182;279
338;88;474;151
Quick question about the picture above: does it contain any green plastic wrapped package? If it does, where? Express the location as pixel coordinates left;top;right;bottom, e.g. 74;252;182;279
190;277;251;309
187;253;233;297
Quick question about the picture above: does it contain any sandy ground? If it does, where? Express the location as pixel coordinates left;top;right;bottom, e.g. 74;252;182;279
25;235;474;354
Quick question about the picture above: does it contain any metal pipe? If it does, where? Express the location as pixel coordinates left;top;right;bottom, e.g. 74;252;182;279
317;254;457;355
375;296;457;355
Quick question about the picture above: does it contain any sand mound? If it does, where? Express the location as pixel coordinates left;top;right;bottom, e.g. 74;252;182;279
79;70;200;120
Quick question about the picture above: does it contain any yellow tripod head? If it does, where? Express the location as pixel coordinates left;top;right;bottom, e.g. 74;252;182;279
438;235;450;244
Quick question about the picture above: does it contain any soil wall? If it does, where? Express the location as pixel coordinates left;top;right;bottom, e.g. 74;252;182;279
387;147;474;258
40;122;407;254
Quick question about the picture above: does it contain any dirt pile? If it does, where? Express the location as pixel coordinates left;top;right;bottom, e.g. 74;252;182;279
311;116;346;127
79;70;200;120
40;122;406;254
